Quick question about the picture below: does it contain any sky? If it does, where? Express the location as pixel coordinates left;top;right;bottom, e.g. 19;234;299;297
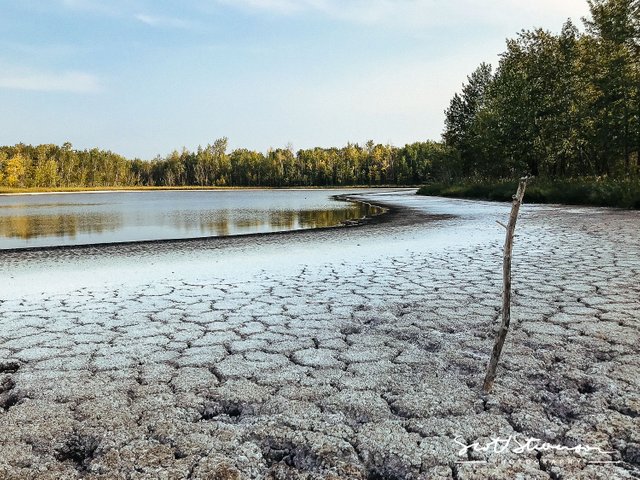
0;0;592;159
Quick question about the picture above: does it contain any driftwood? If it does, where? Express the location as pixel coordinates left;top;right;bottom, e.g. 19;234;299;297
483;177;529;393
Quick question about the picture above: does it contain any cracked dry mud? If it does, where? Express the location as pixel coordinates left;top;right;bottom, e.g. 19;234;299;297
0;191;639;479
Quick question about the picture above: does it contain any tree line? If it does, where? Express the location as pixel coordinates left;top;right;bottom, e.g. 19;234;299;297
443;0;639;180
0;140;459;189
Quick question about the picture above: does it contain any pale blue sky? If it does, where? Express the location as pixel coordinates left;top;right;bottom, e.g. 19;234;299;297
0;0;590;158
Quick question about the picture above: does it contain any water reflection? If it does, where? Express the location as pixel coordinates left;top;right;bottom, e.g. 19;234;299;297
0;202;105;209
0;191;384;249
0;213;122;240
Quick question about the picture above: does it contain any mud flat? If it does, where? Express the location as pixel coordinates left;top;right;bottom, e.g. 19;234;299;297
1;191;639;479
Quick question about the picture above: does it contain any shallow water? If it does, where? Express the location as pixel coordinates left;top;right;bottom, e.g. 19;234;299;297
0;189;383;249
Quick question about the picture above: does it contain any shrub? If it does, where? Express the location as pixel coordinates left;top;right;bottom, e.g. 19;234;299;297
417;177;640;209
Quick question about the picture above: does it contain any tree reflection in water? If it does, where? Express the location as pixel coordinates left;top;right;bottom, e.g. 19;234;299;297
0;195;383;247
0;214;122;240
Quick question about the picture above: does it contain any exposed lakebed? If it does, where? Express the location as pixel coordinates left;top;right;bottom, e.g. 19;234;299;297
0;189;384;249
0;192;638;479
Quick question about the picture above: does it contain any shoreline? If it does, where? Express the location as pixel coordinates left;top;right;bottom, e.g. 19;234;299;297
0;185;420;196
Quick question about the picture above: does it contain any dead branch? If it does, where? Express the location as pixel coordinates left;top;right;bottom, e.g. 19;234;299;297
483;177;529;393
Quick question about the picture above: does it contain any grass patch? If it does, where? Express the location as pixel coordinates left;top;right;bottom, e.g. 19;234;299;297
417;177;640;209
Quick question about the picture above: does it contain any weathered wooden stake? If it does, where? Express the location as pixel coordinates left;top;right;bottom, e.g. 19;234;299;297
483;177;529;393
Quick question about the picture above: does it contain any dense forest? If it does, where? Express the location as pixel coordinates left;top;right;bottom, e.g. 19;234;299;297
443;0;639;180
0;140;457;189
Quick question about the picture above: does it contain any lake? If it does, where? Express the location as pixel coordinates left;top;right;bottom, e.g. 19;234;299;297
0;189;384;250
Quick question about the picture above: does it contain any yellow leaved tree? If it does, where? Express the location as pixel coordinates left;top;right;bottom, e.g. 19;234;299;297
3;153;29;187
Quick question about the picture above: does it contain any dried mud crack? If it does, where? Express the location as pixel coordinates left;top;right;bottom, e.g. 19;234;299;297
0;192;639;479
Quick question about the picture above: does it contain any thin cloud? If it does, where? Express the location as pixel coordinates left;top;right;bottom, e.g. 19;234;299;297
0;68;102;93
216;0;590;29
57;1;193;29
215;0;309;15
135;13;192;29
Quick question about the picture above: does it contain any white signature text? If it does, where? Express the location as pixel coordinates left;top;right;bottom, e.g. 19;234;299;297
454;435;615;457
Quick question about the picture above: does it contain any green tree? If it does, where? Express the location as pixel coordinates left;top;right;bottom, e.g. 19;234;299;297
443;63;493;176
33;158;59;187
584;0;640;175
